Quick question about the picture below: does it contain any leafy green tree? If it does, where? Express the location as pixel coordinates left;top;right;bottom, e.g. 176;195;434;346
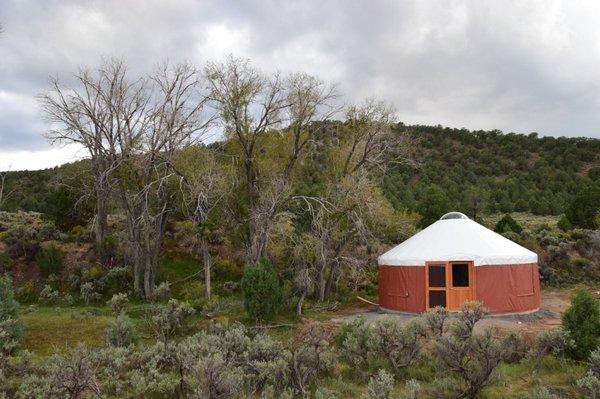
36;245;64;277
565;185;600;229
0;274;25;354
241;259;283;321
417;185;450;227
562;288;600;360
494;214;523;235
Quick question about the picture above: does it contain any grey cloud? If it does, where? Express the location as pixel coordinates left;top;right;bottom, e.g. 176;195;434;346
0;0;599;156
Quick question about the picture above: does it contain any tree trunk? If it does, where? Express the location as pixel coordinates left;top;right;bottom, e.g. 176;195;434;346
296;290;306;315
200;236;211;300
93;178;109;257
323;261;339;299
316;263;326;302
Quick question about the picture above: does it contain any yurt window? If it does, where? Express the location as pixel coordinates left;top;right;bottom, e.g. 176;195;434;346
429;291;446;307
428;264;446;287
452;263;469;287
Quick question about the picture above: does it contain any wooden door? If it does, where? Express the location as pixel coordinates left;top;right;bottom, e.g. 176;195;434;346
447;261;475;310
425;261;475;310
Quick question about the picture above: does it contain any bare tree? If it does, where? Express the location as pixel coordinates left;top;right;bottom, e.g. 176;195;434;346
114;62;211;297
39;59;144;255
205;57;338;265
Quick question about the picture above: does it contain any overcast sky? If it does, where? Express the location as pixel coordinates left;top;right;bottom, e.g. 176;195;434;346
1;0;600;171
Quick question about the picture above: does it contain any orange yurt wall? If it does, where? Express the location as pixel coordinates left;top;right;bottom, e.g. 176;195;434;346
378;265;426;313
475;263;541;314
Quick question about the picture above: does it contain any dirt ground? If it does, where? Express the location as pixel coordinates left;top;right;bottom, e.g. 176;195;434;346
330;289;591;337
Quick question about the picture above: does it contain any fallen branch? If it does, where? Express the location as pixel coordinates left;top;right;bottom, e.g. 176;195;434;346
356;296;379;306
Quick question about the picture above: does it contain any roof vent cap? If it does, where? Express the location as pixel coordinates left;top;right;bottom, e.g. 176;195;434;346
440;212;469;220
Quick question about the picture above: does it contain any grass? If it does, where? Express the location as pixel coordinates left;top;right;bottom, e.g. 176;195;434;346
22;306;112;356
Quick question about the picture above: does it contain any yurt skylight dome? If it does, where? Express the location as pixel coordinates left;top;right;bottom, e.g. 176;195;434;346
440;212;469;220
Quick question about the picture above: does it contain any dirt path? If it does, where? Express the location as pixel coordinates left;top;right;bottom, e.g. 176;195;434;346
329;289;576;337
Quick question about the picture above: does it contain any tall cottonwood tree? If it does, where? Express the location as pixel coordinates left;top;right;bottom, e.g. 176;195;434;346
115;62;211;297
40;61;137;252
205;57;337;264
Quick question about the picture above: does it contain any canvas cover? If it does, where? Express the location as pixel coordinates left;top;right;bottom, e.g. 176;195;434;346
378;263;541;314
378;214;537;267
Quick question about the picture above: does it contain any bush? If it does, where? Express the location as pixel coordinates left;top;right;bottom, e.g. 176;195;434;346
364;369;394;399
340;317;380;372
241;259;283;321
39;284;59;305
527;329;573;369
151;299;194;344
106;313;138;347
107;293;129;316
566;185;600;229
525;387;561;399
433;301;519;398
36;245;64;277
561;288;600;360
373;318;425;368
15;281;37;304
423;306;449;336
150;281;171;302
80;282;101;305
494;214;523;235
576;347;600;399
557;215;572;232
0;274;24;355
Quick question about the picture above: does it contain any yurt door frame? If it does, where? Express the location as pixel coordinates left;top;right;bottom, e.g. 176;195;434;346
425;261;476;310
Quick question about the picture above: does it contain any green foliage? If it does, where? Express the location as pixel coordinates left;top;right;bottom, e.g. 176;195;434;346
241;259;283;321
36;245;64;277
107;293;129;316
15;281;37;304
561;288;600;360
416;184;450;227
494;214;523;234
589;166;600;181
106;313;138;347
557;215;572;231
364;369;394;399
150;299;195;344
565;185;600;229
576;347;600;399
0;274;24;354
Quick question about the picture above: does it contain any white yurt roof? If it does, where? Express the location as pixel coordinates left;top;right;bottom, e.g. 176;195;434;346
378;212;538;267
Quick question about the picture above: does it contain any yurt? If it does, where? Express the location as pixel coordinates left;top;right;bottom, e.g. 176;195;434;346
378;212;540;314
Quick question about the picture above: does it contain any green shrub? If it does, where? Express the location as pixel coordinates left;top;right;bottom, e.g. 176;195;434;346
106;313;138;347
565;185;600;229
15;281;37;304
562;288;600;360
557;215;572;232
0;252;14;271
572;256;591;270
214;258;243;281
36;245;64;277
240;259;283;321
0;274;25;354
494;214;523;235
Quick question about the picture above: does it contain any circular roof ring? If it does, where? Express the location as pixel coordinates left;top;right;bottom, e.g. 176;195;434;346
439;211;469;220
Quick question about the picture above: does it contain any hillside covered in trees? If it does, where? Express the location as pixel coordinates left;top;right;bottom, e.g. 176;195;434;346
3;124;600;224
